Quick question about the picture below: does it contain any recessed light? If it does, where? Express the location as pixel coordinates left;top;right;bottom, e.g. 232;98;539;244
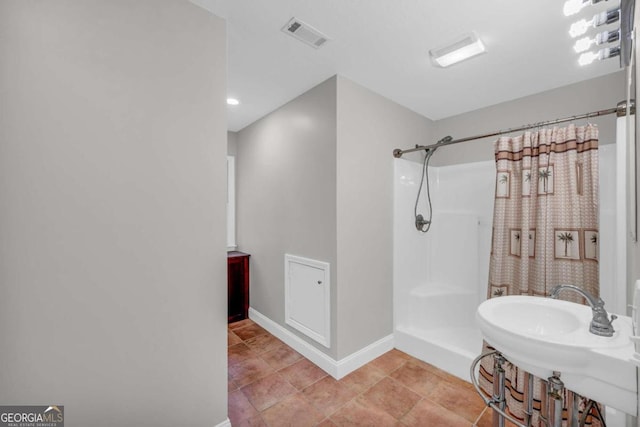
429;32;486;68
227;98;240;106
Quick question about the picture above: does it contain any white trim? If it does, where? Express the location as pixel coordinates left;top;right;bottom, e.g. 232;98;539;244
334;334;395;379
214;418;231;427
394;326;475;383
284;254;331;347
249;307;394;379
250;307;337;376
226;156;236;250
616;118;629;316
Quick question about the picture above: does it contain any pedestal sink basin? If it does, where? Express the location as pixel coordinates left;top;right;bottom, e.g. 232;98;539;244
495;298;582;336
477;295;637;415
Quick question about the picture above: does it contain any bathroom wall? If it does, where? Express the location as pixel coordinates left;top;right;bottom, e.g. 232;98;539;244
433;72;626;166
236;75;435;361
0;2;228;426
236;77;339;357
228;131;238;156
335;76;435;358
236;68;629;364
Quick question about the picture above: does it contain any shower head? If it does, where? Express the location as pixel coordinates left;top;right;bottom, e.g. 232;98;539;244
425;135;453;156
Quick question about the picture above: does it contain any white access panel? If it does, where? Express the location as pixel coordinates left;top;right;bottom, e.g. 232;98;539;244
284;254;330;348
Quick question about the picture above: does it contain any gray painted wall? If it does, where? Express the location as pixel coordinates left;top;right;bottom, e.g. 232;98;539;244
236;76;435;360
0;2;228;426
432;71;626;166
335;76;434;358
228;131;238;156
236;70;625;362
237;77;339;357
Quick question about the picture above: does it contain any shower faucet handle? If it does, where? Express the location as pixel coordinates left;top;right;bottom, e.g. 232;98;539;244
415;214;431;232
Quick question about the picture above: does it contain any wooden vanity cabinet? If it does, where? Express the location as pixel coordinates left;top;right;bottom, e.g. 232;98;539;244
227;251;250;323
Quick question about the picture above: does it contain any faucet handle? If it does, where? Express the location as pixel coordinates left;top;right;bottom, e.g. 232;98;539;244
590;311;617;337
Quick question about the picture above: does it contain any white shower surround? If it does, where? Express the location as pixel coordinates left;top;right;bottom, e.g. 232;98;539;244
393;144;616;382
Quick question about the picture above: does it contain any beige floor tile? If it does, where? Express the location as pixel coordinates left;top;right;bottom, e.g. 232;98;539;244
427;378;486;423
316;419;338;427
339;364;385;394
302;376;357;417
229;318;255;331
227;325;489;427
330;399;399;427
358;377;421;419
474;407;520;427
234;414;267;427
369;349;411;375
401;398;472;427
234;323;269;341
229;330;244;346
389;359;445;397
260;345;303;370
228;389;259;426
229;342;258;367
229;356;275;387
260;393;325;427
278;359;328;390
245;333;285;355
241;372;297;411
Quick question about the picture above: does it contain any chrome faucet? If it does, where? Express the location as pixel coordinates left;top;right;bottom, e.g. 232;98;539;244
549;285;617;337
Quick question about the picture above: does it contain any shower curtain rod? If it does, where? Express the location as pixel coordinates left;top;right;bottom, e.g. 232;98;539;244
392;99;635;158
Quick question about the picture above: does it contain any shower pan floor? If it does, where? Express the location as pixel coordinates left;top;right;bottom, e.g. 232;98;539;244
394;324;483;382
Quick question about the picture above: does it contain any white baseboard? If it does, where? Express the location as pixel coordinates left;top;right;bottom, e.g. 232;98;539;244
214;418;231;427
394;326;474;383
334;334;395;378
248;308;338;376
248;307;393;379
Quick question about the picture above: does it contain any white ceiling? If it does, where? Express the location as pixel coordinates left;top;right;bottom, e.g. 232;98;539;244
192;0;621;132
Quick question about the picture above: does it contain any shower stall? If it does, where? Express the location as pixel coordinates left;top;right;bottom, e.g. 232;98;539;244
393;158;493;381
393;145;616;382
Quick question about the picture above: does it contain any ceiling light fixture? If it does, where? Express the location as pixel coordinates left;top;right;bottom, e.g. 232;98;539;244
227;98;240;106
573;29;620;52
563;0;608;16
569;8;621;38
565;0;633;68
578;45;621;66
429;32;486;68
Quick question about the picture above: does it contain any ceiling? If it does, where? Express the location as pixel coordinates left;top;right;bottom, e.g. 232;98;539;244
191;0;621;132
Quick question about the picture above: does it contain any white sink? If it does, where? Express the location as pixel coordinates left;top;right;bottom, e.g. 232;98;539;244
476;295;637;415
494;299;582;336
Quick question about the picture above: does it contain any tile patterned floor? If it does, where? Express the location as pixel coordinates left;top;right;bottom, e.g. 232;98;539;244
228;319;506;427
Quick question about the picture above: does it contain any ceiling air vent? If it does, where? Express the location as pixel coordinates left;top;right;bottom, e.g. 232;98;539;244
281;17;329;49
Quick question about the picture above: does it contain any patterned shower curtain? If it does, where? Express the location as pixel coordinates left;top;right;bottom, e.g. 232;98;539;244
479;124;600;426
